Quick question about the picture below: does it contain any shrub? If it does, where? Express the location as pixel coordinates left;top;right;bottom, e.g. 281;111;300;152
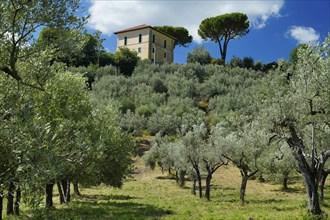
187;46;212;65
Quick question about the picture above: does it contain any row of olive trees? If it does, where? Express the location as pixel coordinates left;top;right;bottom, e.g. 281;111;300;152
143;121;267;205
142;37;330;216
91;62;263;135
0;1;134;218
0;61;134;217
90;59;292;206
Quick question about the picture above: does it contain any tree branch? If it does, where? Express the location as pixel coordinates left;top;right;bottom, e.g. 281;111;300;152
0;66;22;81
248;169;258;178
321;150;330;163
222;154;239;167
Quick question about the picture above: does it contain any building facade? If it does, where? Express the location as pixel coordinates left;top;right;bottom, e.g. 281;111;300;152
114;24;176;64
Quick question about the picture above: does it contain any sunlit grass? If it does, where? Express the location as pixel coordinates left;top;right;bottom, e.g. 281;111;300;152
4;157;330;219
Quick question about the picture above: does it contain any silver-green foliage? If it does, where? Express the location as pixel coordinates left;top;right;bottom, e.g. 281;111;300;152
255;35;330;215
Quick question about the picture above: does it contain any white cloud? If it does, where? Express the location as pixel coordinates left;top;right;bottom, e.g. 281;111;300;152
88;0;284;43
287;26;320;44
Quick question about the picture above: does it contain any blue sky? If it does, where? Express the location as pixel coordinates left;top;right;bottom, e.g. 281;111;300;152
83;0;329;64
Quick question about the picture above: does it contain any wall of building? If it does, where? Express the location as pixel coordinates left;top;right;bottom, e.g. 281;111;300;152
116;28;151;60
149;29;175;64
116;27;175;64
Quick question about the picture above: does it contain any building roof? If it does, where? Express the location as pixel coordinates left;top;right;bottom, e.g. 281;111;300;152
114;24;151;34
114;24;177;41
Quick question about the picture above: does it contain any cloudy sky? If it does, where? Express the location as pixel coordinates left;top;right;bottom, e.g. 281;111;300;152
84;0;329;63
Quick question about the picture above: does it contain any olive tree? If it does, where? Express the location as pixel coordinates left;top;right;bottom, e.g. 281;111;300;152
260;143;296;191
0;0;84;89
179;123;207;199
256;36;330;215
187;46;212;65
212;122;264;205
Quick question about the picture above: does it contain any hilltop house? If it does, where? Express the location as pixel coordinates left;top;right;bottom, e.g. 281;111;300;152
114;24;176;64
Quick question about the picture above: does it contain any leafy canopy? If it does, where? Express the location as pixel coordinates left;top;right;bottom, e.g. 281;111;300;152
198;12;249;63
153;26;193;47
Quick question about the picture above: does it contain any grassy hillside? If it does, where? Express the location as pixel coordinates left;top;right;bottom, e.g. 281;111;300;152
6;157;329;220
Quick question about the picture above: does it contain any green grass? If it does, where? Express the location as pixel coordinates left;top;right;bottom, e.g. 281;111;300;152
3;157;330;219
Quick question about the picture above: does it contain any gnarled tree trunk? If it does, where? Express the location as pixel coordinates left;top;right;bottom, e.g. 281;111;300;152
196;168;202;198
238;167;258;206
191;176;196;195
73;182;81;196
61;179;71;203
65;180;70;203
319;170;328;202
240;172;248;206
7;181;14;215
45;182;54;209
56;181;65;204
287;125;322;215
303;174;321;215
14;187;21;215
175;170;179;183
179;170;186;188
205;174;212;201
283;175;289;191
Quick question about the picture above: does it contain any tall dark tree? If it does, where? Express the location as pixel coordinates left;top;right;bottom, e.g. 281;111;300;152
153;26;193;47
198;12;249;63
37;27;84;66
114;47;140;76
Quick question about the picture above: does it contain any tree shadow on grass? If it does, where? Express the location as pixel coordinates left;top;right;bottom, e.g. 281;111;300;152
79;194;138;201
33;194;172;220
156;175;176;180
271;186;305;194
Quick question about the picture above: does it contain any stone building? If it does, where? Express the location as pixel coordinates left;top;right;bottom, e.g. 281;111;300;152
114;24;176;64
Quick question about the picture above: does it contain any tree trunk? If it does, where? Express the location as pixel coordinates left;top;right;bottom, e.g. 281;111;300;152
61;179;71;203
45;182;54;209
196;169;202;199
14;187;21;215
222;38;229;64
287;126;322;215
205;174;212;201
319;171;328;202
304;175;321;215
65;180;70;203
179;170;186;188
283;176;289;191
7;181;15;215
216;39;225;65
61;180;67;200
57;181;65;204
0;190;3;220
240;173;248;206
175;171;179;183
73;182;81;196
191;176;196;195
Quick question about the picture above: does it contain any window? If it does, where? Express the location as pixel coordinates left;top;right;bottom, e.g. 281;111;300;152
137;47;141;53
164;40;167;48
152;47;155;53
152;34;155;43
124;36;127;45
151;58;154;63
138;34;142;43
164;53;167;58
